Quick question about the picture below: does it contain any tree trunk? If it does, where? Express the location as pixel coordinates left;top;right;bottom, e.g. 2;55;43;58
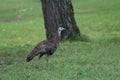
41;0;82;40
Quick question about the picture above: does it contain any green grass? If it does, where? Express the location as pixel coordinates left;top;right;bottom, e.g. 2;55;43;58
0;0;120;80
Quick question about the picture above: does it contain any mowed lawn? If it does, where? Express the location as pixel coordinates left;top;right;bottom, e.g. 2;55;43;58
0;0;120;80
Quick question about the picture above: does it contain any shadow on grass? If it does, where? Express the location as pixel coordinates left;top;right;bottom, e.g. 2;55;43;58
61;34;91;42
0;44;33;68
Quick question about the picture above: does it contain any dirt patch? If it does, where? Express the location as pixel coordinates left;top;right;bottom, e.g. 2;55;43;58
0;16;23;23
75;9;96;14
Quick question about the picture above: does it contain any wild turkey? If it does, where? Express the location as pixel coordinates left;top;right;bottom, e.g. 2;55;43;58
26;27;65;65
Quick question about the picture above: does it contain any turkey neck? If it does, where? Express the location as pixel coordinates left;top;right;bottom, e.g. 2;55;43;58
49;35;60;45
49;28;62;45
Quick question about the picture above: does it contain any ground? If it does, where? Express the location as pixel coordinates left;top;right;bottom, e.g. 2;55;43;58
0;0;120;80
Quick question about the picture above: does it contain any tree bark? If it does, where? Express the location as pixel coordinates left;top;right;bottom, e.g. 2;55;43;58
41;0;82;40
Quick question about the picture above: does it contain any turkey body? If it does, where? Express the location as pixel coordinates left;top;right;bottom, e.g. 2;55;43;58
26;39;58;62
